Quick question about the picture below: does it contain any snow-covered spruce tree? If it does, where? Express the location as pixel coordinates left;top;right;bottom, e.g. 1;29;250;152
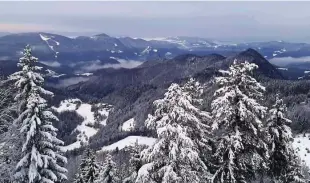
9;45;67;183
0;87;20;183
74;172;85;183
210;60;268;183
0;86;15;133
282;153;306;183
9;45;39;115
135;79;212;183
181;78;214;164
123;141;143;183
74;148;99;183
96;153;120;183
266;94;305;183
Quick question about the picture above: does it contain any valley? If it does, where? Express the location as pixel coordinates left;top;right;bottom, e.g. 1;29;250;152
3;1;310;182
1;32;310;182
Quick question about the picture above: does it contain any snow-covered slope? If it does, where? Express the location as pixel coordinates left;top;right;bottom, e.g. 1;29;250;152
39;33;60;58
75;73;93;76
142;36;217;49
272;48;287;57
141;46;152;55
52;99;112;151
119;118;135;132
293;133;310;168
277;68;288;71
45;69;66;78
100;136;156;152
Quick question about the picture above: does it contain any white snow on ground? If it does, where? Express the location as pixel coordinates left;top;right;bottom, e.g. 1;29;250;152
51;74;66;78
142;37;189;49
61;141;81;151
120;118;135;132
114;43;118;47
76;73;94;76
98;107;110;126
0;142;6;155
153;49;158;52
277;68;288;71
39;34;60;57
166;39;188;49
165;52;173;58
293;133;310;168
273;48;287;57
40;34;50;41
142;37;222;49
304;71;310;74
100;136;156;152
45;68;66;77
41;61;61;67
142;37;167;41
141;46;152;55
45;69;56;75
52;98;81;112
53;99;112;151
75;102;95;126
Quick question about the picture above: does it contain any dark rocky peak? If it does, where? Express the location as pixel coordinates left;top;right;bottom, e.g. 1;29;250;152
173;54;201;62
93;33;110;38
239;48;265;59
233;48;272;66
225;48;284;79
75;36;92;40
206;53;226;60
172;53;225;65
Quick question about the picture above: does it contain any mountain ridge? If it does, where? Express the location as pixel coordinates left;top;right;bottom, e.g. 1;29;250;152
2;32;310;66
66;49;283;99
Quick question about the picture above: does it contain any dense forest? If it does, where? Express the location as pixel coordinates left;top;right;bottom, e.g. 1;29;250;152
0;45;309;183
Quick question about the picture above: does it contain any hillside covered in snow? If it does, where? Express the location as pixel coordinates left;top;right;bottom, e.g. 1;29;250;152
52;99;113;151
293;133;310;169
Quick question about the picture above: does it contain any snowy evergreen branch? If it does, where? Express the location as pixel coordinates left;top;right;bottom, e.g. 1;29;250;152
266;94;305;182
211;61;268;183
136;79;212;183
74;148;99;183
96;153;120;183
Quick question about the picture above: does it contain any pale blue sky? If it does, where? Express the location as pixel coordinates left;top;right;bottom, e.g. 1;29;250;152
1;1;310;42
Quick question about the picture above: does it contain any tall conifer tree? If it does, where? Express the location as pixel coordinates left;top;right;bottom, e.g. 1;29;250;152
9;45;67;183
211;61;268;183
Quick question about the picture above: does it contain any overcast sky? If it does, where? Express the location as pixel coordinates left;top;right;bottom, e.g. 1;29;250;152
1;1;310;42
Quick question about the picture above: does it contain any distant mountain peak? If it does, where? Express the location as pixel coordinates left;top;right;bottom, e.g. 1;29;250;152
229;48;284;79
235;48;270;66
240;48;264;58
174;54;201;61
209;53;226;60
94;33;110;38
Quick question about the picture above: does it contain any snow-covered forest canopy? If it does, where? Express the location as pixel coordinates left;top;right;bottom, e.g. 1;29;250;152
0;45;309;183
